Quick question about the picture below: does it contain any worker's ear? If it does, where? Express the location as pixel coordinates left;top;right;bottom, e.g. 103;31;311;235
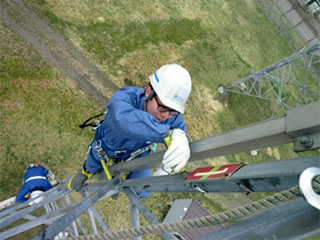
144;86;154;101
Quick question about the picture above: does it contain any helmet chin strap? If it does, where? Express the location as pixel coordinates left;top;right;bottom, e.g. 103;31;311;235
144;89;155;112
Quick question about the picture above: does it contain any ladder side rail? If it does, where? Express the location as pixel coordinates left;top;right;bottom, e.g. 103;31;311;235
80;156;320;195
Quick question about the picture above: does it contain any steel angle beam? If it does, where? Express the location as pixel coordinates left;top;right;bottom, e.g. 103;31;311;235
108;102;320;175
88;207;110;233
32;176;121;240
0;185;69;230
198;198;320;240
108;115;291;174
85;156;319;194
0;201;80;240
0;184;67;219
253;44;319;74
129;199;141;240
123;188;176;240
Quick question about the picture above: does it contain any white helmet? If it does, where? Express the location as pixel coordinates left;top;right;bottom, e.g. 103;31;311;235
149;64;192;113
29;190;44;206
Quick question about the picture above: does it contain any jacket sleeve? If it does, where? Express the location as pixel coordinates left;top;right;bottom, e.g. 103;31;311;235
16;184;30;202
107;89;171;143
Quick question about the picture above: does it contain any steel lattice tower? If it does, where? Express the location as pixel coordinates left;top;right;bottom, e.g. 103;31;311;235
219;44;320;117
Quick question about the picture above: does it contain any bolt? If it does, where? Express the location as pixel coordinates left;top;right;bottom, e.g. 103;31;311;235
300;136;314;148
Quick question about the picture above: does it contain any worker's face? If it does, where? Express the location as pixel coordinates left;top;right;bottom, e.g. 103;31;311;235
145;86;174;122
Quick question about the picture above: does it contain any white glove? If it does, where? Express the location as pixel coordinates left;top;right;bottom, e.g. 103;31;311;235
162;129;190;173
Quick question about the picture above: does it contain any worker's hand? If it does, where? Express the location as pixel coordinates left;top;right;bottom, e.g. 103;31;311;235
163;129;190;173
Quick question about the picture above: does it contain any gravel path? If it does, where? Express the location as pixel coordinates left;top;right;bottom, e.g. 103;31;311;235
0;0;118;106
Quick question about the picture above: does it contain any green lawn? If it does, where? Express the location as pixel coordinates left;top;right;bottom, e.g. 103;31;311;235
0;20;101;200
1;0;318;238
26;0;297;140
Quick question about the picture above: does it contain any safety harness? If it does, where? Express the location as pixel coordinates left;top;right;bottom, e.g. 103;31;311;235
80;113;157;181
78;112;106;130
92;140;156;178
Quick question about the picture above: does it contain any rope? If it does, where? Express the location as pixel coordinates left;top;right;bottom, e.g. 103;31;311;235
67;179;320;240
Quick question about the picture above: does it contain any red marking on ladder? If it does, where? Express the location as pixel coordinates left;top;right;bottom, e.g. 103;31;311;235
186;163;245;180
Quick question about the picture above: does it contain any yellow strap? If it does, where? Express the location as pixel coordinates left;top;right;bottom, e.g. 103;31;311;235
164;135;172;148
81;169;93;178
101;159;113;180
163;135;173;174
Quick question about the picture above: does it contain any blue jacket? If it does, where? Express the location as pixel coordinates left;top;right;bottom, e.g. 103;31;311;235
16;166;52;202
97;86;187;159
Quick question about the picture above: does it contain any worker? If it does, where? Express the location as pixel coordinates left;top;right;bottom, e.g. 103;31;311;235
16;164;52;204
68;64;192;198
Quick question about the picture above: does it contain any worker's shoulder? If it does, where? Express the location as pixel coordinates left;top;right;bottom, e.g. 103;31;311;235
112;86;145;101
26;165;47;175
118;86;144;94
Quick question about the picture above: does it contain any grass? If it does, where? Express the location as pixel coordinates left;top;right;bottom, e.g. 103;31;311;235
0;20;101;200
304;232;320;240
2;0;319;239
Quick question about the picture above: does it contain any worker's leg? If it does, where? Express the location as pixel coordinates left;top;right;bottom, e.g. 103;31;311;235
84;142;104;173
127;169;152;198
126;150;153;198
68;142;102;190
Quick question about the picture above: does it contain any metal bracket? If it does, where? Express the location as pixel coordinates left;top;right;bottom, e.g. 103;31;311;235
191;184;207;194
236;182;253;195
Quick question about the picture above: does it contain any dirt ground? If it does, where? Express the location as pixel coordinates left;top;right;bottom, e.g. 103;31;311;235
0;0;118;106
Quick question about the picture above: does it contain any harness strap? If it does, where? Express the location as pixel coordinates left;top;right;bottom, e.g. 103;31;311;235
93;140;110;162
125;144;154;162
93;140;114;180
79;112;105;129
93;140;154;164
